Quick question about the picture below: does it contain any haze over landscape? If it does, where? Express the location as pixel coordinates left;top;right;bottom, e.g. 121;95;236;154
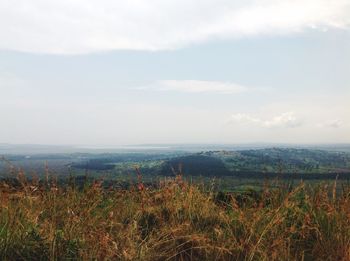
2;1;350;260
1;0;349;146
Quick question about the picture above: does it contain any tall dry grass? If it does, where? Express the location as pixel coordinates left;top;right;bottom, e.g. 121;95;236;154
0;170;349;260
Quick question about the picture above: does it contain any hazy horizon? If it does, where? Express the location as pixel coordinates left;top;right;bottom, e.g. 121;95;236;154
2;141;350;150
1;1;349;145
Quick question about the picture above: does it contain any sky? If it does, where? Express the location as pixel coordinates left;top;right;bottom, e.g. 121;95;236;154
0;0;349;146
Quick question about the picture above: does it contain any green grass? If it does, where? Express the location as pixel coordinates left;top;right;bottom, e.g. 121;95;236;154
1;172;350;260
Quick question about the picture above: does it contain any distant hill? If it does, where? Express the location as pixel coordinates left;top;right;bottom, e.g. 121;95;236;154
2;146;350;179
160;148;350;177
161;155;231;176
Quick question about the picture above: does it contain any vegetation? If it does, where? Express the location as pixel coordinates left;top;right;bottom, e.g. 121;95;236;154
2;149;349;179
161;155;231;176
1;169;350;260
201;148;350;174
71;148;350;176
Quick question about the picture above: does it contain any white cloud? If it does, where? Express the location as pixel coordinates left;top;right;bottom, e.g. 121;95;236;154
229;112;303;128
137;80;249;94
320;119;343;128
0;0;349;54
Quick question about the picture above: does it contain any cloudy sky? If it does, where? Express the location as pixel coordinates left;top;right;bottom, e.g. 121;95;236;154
0;0;349;145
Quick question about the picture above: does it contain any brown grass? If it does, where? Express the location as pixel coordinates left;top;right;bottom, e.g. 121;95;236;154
0;172;350;260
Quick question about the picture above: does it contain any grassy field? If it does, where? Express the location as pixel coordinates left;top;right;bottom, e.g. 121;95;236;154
1;171;350;260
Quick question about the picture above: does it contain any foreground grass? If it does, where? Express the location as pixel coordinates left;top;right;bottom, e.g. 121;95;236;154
0;173;350;260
